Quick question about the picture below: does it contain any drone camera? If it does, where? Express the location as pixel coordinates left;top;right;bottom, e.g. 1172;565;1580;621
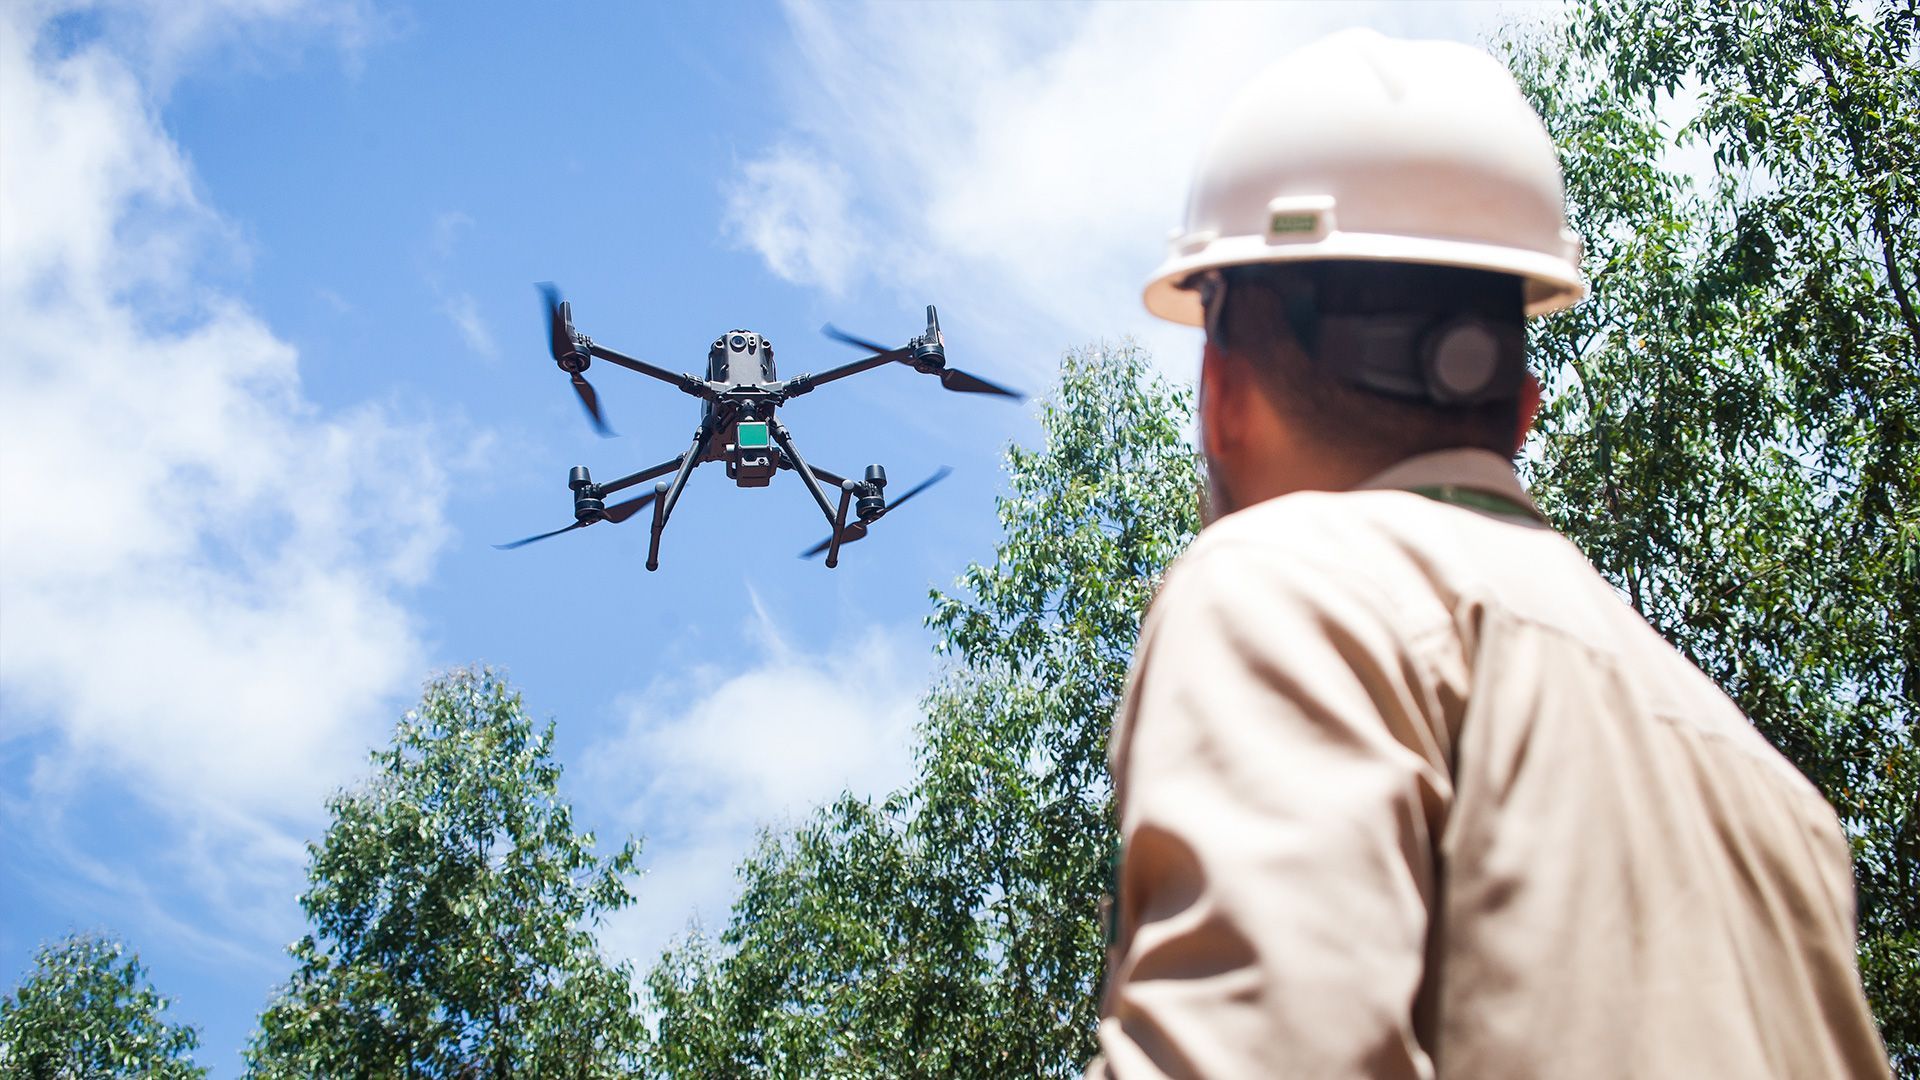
726;420;777;488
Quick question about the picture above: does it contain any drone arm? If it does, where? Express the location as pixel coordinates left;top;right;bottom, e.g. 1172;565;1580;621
803;462;850;488
769;419;840;527
780;348;908;398
596;454;694;498
587;343;718;401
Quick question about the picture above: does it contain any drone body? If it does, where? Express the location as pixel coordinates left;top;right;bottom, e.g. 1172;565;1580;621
499;286;1020;570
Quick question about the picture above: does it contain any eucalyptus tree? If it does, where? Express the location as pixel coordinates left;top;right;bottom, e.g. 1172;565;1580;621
650;1;1920;1069
646;342;1200;1078
248;668;645;1079
0;934;205;1079
1501;0;1918;1060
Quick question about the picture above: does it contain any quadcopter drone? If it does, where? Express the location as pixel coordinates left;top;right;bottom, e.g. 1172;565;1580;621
496;284;1022;570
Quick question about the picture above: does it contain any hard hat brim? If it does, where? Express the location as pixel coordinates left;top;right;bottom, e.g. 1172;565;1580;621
1143;231;1588;327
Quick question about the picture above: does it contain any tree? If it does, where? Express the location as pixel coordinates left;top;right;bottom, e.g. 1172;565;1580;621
1499;0;1918;1065
651;3;1920;1070
645;341;1200;1077
0;934;205;1079
247;668;645;1079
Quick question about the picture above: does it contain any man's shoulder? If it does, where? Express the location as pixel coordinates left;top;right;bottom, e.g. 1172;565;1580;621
1148;489;1467;639
1170;486;1560;604
1153;484;1631;671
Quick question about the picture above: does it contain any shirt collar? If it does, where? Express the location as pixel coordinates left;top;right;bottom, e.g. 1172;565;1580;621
1355;448;1548;523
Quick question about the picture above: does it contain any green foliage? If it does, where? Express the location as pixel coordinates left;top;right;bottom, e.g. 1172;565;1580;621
650;3;1919;1072
0;934;205;1079
247;668;645;1079
645;341;1200;1077
1499;0;1918;1064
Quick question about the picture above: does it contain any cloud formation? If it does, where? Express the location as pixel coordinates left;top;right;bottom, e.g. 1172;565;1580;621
725;147;863;297
0;0;452;902
583;591;924;967
728;1;1537;374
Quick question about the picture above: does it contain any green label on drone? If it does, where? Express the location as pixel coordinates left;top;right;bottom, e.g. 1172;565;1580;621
1270;212;1319;235
737;422;771;449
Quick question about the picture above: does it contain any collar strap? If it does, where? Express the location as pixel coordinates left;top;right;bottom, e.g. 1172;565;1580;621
1408;484;1539;521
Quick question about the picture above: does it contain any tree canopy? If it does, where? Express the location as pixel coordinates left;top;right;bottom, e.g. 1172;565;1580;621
0;934;205;1079
645;341;1199;1077
13;2;1911;1074
1500;0;1917;1060
648;1;1919;1069
247;668;646;1079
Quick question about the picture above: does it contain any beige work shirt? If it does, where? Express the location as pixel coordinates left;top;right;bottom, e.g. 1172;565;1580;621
1089;449;1889;1079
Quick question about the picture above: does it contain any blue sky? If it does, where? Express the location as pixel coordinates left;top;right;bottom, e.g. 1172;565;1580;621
0;1;1542;1071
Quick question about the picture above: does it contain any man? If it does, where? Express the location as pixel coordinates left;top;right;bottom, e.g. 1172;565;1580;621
1087;29;1890;1079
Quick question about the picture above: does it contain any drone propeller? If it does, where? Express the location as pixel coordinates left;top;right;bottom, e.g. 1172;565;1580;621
494;520;591;551
821;324;897;357
938;367;1022;398
568;372;609;431
493;489;659;550
538;282;615;437
601;490;659;524
820;313;1022;401
801;466;952;558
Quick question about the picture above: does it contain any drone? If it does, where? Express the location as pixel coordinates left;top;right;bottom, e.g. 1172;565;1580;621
496;284;1022;570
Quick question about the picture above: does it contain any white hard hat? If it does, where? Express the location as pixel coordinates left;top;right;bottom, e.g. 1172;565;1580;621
1144;29;1587;326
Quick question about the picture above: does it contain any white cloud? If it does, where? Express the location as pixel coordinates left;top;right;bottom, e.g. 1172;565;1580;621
27;0;392;95
0;0;454;925
430;209;473;260
442;290;498;359
730;1;1555;378
425;210;497;359
583;591;925;968
724;147;863;296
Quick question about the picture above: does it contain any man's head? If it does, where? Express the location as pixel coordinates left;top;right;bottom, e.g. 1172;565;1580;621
1141;29;1584;518
1196;261;1542;517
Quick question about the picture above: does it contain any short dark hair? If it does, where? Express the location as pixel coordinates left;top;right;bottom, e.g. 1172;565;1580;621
1210;262;1527;459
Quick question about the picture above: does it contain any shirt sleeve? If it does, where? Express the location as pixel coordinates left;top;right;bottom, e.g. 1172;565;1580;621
1092;541;1454;1080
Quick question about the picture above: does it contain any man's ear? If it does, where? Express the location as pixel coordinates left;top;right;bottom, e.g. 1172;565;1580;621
1200;340;1243;462
1511;371;1543;455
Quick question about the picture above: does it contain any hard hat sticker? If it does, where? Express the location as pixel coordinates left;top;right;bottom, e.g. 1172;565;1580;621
1269;212;1320;235
1263;196;1336;243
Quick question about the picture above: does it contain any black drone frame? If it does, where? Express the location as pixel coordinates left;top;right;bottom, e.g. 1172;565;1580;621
497;285;1019;570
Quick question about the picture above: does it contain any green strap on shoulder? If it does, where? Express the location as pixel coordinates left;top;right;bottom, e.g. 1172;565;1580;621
1408;484;1538;521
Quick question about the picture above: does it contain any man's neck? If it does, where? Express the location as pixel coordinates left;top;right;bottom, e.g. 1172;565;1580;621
1215;438;1403;514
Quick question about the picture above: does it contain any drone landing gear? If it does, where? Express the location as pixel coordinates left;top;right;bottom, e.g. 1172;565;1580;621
767;420;859;570
641;427;716;572
826;482;856;569
646;481;670;572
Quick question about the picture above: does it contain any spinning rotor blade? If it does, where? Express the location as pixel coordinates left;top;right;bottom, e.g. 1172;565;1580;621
800;522;864;559
825;321;1022;401
539;282;615;437
938;367;1023;399
570;373;615;436
493;520;590;551
884;465;952;511
538;282;574;361
800;466;952;558
495;490;657;551
821;324;899;357
602;490;659;524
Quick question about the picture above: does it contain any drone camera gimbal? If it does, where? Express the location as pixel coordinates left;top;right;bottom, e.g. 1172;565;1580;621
726;419;777;487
